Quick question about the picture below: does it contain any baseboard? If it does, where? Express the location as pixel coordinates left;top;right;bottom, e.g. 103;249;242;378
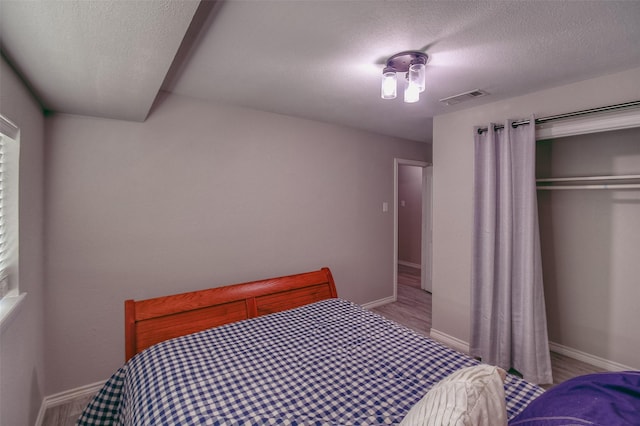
422;334;634;372
429;329;470;354
35;380;105;426
398;260;421;269
548;341;635;372
361;295;396;310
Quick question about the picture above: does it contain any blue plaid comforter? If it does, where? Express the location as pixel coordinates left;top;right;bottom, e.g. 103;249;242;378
78;298;542;425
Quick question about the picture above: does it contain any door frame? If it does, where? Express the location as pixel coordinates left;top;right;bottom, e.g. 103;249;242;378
393;158;433;300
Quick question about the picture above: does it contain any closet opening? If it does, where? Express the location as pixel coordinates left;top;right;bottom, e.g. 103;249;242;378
535;121;640;373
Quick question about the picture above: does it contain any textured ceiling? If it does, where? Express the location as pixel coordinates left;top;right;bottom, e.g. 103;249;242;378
1;0;640;142
0;0;200;121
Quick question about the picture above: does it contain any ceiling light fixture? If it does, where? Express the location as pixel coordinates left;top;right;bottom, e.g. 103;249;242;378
381;51;428;103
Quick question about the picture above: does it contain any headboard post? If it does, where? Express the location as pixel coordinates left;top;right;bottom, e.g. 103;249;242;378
322;267;338;298
125;299;137;362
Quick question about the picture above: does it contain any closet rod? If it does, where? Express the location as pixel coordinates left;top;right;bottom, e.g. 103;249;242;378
537;184;640;190
536;174;640;183
477;100;640;134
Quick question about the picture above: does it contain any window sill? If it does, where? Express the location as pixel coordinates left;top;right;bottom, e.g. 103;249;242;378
0;292;27;333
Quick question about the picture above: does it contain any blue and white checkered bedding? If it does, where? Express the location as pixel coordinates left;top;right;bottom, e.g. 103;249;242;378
78;298;543;425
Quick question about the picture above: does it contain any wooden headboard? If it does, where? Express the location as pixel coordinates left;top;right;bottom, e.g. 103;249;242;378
124;267;337;361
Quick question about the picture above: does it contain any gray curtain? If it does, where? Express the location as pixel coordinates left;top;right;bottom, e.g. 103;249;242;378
471;118;552;385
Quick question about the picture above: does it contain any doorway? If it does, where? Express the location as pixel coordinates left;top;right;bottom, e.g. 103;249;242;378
394;159;432;299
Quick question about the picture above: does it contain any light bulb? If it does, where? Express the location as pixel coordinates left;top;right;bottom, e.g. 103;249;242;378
409;63;426;93
404;81;420;103
381;71;397;99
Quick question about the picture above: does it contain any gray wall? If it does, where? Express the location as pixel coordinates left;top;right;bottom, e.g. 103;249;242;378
432;66;640;367
0;57;46;425
537;128;640;368
398;165;422;265
44;92;430;394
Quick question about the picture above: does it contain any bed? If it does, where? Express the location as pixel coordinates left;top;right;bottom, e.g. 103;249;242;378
78;267;544;425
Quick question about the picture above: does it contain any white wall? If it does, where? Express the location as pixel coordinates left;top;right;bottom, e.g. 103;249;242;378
537;128;640;369
44;92;430;394
431;67;640;354
0;57;46;425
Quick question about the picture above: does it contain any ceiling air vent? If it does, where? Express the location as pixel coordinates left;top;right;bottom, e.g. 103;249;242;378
439;89;489;106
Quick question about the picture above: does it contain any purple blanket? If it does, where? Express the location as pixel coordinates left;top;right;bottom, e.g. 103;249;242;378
509;371;640;425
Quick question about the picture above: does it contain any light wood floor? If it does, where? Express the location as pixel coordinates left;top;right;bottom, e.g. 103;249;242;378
43;265;603;425
371;265;431;335
42;392;95;426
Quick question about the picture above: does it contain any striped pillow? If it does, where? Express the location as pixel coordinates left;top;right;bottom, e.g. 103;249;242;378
400;365;507;426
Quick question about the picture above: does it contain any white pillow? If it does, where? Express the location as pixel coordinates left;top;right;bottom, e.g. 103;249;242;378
400;365;508;426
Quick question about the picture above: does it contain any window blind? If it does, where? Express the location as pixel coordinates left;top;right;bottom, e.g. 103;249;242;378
0;135;7;293
0;115;19;300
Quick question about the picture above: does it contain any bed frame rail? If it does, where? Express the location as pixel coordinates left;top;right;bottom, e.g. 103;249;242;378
125;267;337;361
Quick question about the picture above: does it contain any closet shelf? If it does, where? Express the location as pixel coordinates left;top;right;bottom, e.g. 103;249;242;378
536;175;640;190
537;183;640;190
536;174;640;183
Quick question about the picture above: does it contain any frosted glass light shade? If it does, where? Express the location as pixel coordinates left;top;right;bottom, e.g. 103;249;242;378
381;71;397;99
404;81;419;103
409;63;426;93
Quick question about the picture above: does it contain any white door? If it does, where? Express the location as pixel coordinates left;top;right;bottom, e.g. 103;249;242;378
421;165;433;292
